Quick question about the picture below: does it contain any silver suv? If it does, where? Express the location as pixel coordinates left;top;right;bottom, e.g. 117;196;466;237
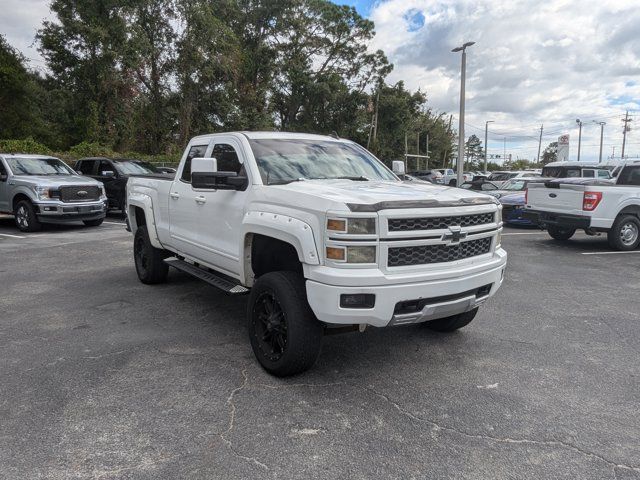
0;154;107;232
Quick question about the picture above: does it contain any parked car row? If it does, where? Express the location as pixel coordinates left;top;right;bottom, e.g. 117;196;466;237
0;154;175;231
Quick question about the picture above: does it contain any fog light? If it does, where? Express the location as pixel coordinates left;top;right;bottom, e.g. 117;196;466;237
340;294;375;309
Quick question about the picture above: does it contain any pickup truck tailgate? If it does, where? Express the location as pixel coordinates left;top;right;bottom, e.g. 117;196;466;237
527;183;585;215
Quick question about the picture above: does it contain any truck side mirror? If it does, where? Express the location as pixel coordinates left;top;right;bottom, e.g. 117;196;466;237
191;157;248;191
101;170;116;177
392;161;405;175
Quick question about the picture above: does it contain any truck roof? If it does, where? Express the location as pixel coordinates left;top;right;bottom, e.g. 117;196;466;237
543;161;608;168
189;131;345;143
0;153;59;159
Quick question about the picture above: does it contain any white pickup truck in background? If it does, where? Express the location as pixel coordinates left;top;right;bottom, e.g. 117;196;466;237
127;132;507;376
525;160;640;250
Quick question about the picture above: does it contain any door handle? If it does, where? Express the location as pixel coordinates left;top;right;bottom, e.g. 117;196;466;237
170;192;180;199
195;196;206;204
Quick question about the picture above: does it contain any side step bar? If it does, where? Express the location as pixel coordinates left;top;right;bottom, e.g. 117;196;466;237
164;257;249;295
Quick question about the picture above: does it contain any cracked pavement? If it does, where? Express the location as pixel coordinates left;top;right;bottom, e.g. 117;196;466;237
1;216;639;479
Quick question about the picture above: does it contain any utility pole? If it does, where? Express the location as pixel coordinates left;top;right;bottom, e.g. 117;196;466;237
416;131;420;170
443;114;453;168
621;111;632;159
536;124;544;164
484;120;494;172
404;132;408;171
575;119;583;161
503;137;506;163
452;41;475;186
426;133;430;170
372;89;380;144
593;121;606;163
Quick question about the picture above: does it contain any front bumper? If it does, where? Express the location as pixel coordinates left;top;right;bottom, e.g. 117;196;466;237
35;200;107;223
523;210;591;229
305;250;507;328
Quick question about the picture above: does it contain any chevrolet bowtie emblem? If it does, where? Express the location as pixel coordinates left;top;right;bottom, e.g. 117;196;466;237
442;226;467;243
77;190;88;196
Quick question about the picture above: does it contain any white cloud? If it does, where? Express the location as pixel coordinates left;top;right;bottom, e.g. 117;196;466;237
369;0;640;161
1;0;50;69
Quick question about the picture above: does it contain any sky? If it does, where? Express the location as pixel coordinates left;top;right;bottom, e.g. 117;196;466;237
3;0;640;162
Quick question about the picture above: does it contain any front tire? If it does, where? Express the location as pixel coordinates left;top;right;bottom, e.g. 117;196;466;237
607;215;640;251
83;218;104;227
248;271;323;377
134;226;169;284
424;308;478;332
547;225;576;241
14;200;42;232
448;179;457;187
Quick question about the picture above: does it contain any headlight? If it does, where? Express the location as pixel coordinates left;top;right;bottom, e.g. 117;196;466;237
35;186;51;200
326;245;376;263
327;217;376;235
101;186;107;198
496;205;503;224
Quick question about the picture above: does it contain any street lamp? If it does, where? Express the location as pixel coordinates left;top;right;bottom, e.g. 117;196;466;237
593;121;606;163
484;120;494;172
452;41;475;186
575;119;583;161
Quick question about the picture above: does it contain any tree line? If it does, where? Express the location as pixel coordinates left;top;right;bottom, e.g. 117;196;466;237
0;0;458;166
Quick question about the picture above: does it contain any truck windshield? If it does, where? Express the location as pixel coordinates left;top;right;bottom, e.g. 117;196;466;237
113;160;159;175
6;157;75;176
248;139;397;185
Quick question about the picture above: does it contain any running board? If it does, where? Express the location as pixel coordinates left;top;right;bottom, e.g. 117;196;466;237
164;257;249;295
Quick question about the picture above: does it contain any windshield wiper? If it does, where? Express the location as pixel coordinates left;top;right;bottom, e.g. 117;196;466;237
268;177;307;185
330;175;369;181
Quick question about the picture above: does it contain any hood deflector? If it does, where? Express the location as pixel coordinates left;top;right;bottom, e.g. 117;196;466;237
346;196;497;212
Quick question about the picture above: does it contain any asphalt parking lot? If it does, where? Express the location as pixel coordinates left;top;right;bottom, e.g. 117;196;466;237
1;214;639;480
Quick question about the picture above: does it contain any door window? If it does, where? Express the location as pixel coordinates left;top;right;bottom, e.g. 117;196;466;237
597;170;610;179
618;166;640;186
212;143;242;173
582;169;595;178
0;160;6;176
77;160;98;175
181;145;209;183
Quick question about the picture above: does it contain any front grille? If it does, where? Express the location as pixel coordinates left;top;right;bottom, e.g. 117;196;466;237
388;237;492;267
59;185;101;203
388;212;494;232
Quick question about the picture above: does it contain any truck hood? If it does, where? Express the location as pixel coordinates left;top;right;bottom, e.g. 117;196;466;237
13;175;103;187
268;179;497;212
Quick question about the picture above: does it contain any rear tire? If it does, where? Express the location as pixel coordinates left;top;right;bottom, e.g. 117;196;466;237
134;226;169;284
547;225;576;241
14;200;42;232
424;308;478;332
607;215;640;251
248;271;323;377
83;218;104;227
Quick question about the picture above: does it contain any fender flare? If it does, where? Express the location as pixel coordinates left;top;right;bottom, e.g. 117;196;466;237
241;211;320;266
128;192;163;249
617;204;640;218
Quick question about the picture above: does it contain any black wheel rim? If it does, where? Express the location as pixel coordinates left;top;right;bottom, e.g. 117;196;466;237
134;236;148;275
252;291;288;362
16;206;28;229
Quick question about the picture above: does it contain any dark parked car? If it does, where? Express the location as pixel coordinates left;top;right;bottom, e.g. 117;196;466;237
499;192;531;225
488;177;550;199
75;157;168;211
459;178;500;192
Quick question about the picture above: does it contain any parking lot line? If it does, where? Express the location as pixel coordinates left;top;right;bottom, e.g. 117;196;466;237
103;221;126;225
502;232;546;236
581;251;640;255
0;233;26;239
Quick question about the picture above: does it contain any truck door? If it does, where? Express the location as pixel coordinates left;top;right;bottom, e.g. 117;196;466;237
196;137;249;278
0;159;9;212
168;143;211;255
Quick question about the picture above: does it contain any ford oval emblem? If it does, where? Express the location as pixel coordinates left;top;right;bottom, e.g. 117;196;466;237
77;190;88;196
549;193;557;198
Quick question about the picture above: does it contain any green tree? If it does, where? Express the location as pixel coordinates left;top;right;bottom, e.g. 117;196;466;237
541;141;558;165
37;0;132;147
465;134;484;164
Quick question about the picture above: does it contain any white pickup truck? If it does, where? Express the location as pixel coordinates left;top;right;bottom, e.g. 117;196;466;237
127;132;507;376
525;160;640;250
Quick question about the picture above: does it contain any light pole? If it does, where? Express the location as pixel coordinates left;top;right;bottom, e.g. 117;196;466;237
593;121;606;163
484;120;494;172
452;41;475;186
576;119;583;161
